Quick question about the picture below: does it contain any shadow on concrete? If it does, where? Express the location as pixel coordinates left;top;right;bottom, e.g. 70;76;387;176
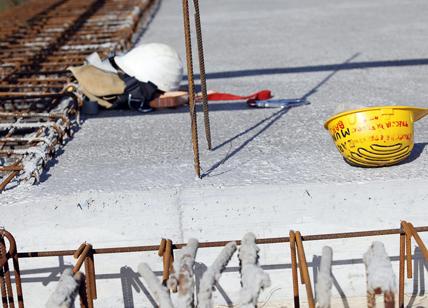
408;247;428;308
400;142;428;166
11;249;426;307
190;57;428;81
120;266;157;308
202;53;360;178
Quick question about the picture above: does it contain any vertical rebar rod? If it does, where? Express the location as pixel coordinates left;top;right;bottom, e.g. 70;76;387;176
0;238;14;308
193;0;212;150
11;255;23;308
399;231;405;308
289;231;300;308
0;257;8;308
88;253;97;300
402;222;413;279
4;231;23;308
182;0;201;178
405;234;412;279
295;232;315;308
84;258;94;308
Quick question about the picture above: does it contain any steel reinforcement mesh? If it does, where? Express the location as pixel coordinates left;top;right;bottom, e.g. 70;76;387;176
0;0;159;191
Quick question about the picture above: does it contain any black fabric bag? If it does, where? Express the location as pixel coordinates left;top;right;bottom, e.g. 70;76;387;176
114;74;159;112
109;56;161;112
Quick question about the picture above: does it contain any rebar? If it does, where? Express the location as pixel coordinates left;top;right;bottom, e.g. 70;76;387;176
182;0;201;178
158;239;174;285
0;0;157;190
289;231;300;308
193;0;212;150
398;221;428;308
398;231;405;308
0;224;427;307
16;225;428;258
295;231;315;308
0;230;23;308
72;243;96;307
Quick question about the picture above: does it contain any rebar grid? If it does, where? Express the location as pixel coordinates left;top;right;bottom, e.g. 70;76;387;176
0;221;428;307
0;224;425;307
0;0;158;191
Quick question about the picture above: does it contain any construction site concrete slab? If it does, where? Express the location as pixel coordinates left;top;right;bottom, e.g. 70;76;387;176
1;0;428;306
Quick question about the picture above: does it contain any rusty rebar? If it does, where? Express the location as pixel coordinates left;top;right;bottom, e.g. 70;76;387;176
295;231;315;308
406;222;428;260
398;231;405;308
405;236;412;279
73;243;91;273
289;231;300;308
1;224;427;307
1;0;156;190
398;221;428;308
84;257;94;307
0;229;23;308
182;0;201;178
87;253;97;300
17;226;428;258
193;0;212;150
158;239;173;284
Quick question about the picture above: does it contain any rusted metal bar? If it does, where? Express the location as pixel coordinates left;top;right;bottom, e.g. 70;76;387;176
1;224;427;307
158;238;174;285
84;259;94;308
182;0;201;178
0;230;23;308
17;226;428;258
1;0;156;190
405;234;412;279
73;244;91;273
289;231;300;308
0;264;7;307
398;221;428;308
398;231;405;308
83;244;95;307
87;253;97;300
72;243;95;306
295;231;315;308
406;222;428;260
0;171;19;192
0;166;22;172
193;0;212;150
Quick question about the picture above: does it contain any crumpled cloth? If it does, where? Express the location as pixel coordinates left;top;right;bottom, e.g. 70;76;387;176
68;65;126;108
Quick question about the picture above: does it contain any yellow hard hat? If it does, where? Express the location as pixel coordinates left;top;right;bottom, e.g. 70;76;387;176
324;106;428;167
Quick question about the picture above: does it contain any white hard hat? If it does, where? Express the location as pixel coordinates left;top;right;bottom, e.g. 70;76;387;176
114;43;183;92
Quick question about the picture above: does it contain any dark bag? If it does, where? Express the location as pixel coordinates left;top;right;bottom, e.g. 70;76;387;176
114;74;159;112
109;56;161;112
